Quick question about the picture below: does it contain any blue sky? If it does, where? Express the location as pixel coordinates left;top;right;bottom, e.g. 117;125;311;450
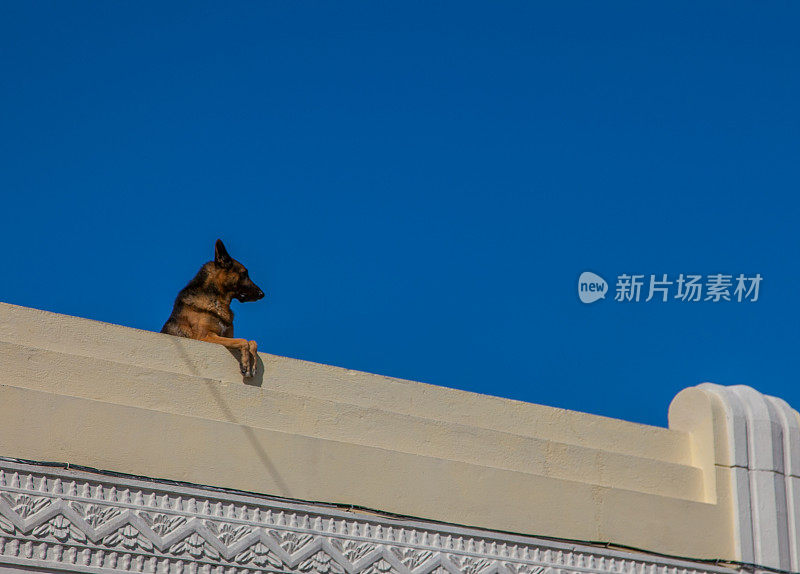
1;2;798;426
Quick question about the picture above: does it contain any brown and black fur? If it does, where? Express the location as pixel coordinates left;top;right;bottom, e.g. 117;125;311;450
161;239;265;377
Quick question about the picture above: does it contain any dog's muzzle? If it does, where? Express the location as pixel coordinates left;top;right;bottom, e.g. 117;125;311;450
237;288;265;303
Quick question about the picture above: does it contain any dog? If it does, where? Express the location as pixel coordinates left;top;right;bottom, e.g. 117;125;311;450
161;239;265;377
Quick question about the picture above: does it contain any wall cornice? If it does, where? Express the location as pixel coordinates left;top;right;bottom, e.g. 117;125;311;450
0;459;737;574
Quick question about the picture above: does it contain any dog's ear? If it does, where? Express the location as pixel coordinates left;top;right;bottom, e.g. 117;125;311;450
214;239;233;268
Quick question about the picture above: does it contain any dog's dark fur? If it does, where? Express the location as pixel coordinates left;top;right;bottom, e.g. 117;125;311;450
161;239;265;377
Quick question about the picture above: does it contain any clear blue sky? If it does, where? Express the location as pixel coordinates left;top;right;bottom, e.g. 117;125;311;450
2;2;798;426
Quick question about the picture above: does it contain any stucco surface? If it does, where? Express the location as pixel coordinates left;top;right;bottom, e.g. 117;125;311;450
0;302;736;561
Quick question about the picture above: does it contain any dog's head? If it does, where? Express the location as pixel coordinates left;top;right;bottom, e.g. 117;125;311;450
212;239;265;303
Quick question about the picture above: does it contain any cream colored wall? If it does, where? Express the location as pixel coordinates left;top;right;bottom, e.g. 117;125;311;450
0;302;736;561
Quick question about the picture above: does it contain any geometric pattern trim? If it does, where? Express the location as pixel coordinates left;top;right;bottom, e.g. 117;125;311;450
0;459;738;574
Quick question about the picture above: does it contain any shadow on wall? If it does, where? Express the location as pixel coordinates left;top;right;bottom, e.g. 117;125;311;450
166;336;292;497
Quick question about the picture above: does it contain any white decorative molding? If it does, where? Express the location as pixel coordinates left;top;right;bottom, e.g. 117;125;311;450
696;384;800;572
0;459;737;574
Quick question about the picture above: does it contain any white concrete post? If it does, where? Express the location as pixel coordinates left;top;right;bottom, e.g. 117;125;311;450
678;384;800;571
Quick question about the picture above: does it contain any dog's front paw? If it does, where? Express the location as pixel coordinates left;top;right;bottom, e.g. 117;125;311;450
239;351;256;378
244;340;258;378
239;349;253;377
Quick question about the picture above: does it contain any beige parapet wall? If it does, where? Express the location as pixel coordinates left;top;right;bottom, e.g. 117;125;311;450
0;302;796;568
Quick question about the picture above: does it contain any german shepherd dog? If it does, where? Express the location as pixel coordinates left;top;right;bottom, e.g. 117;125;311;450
161;239;265;377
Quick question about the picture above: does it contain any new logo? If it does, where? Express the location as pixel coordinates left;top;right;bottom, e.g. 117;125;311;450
578;271;607;304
